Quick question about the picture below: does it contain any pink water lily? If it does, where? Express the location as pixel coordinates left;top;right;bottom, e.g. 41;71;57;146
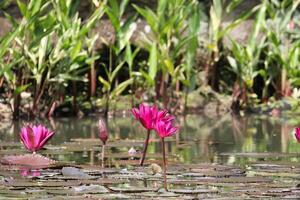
155;120;178;138
20;124;55;153
98;118;108;145
98;118;108;167
131;104;158;130
155;118;179;191
295;127;300;143
131;104;175;166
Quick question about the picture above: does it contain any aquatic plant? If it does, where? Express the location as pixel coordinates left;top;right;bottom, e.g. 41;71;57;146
98;118;108;145
132;104;158;166
155;118;178;191
295;127;300;143
98;118;108;167
132;104;174;166
20;124;55;153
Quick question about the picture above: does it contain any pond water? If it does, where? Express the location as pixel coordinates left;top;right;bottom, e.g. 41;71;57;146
0;113;299;166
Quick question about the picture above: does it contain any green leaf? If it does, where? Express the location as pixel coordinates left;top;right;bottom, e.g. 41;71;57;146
17;0;27;18
0;27;20;58
220;5;260;40
30;0;42;17
148;43;157;81
70;41;82;61
133;4;158;32
13;84;31;96
3;12;19;28
226;0;243;13
38;36;49;73
98;76;111;90
125;43;133;67
110;78;133;98
157;0;167;18
105;6;120;30
108;0;119;18
111;61;125;82
86;55;100;65
80;5;104;36
164;59;174;76
119;0;129;17
227;56;239;74
248;3;266;48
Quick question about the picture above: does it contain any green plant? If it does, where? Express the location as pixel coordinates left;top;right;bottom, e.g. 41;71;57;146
99;0;135;116
204;0;261;91
263;0;300;98
0;0;52;118
134;0;200;109
48;0;104;115
227;1;267;108
0;0;104;118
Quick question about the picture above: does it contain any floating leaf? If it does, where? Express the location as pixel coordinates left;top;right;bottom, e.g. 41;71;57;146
1;154;56;168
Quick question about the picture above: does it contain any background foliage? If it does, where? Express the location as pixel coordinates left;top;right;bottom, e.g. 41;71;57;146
0;0;299;118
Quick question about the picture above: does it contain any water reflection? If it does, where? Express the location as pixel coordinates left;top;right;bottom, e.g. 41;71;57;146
20;168;41;177
0;114;297;165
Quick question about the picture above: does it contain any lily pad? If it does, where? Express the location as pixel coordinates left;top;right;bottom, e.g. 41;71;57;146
4;180;82;187
108;186;158;193
169;188;218;194
72;184;109;193
1;154;56;168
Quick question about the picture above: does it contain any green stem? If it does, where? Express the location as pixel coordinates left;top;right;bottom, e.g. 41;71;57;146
101;144;105;168
140;130;151;166
161;137;167;191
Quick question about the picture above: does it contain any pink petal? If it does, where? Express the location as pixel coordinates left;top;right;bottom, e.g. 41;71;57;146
21;126;35;151
131;108;140;119
295;127;300;142
157;110;168;119
38;131;55;151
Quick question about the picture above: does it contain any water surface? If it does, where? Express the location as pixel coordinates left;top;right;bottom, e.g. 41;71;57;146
0;113;299;166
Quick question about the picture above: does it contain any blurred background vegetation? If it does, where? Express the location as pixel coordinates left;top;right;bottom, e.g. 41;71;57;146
0;0;300;119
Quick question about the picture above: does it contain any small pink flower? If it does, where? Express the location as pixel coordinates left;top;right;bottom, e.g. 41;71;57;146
131;104;175;130
20;124;55;153
156;109;175;123
295;127;300;143
98;118;108;145
131;104;158;130
155;120;178;138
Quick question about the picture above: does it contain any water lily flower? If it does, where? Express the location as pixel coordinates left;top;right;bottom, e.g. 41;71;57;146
155;120;178;138
295;127;300;143
20;124;55;153
155;119;179;191
131;104;158;130
131;104;175;166
98;118;108;167
132;104;158;166
98;118;108;145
